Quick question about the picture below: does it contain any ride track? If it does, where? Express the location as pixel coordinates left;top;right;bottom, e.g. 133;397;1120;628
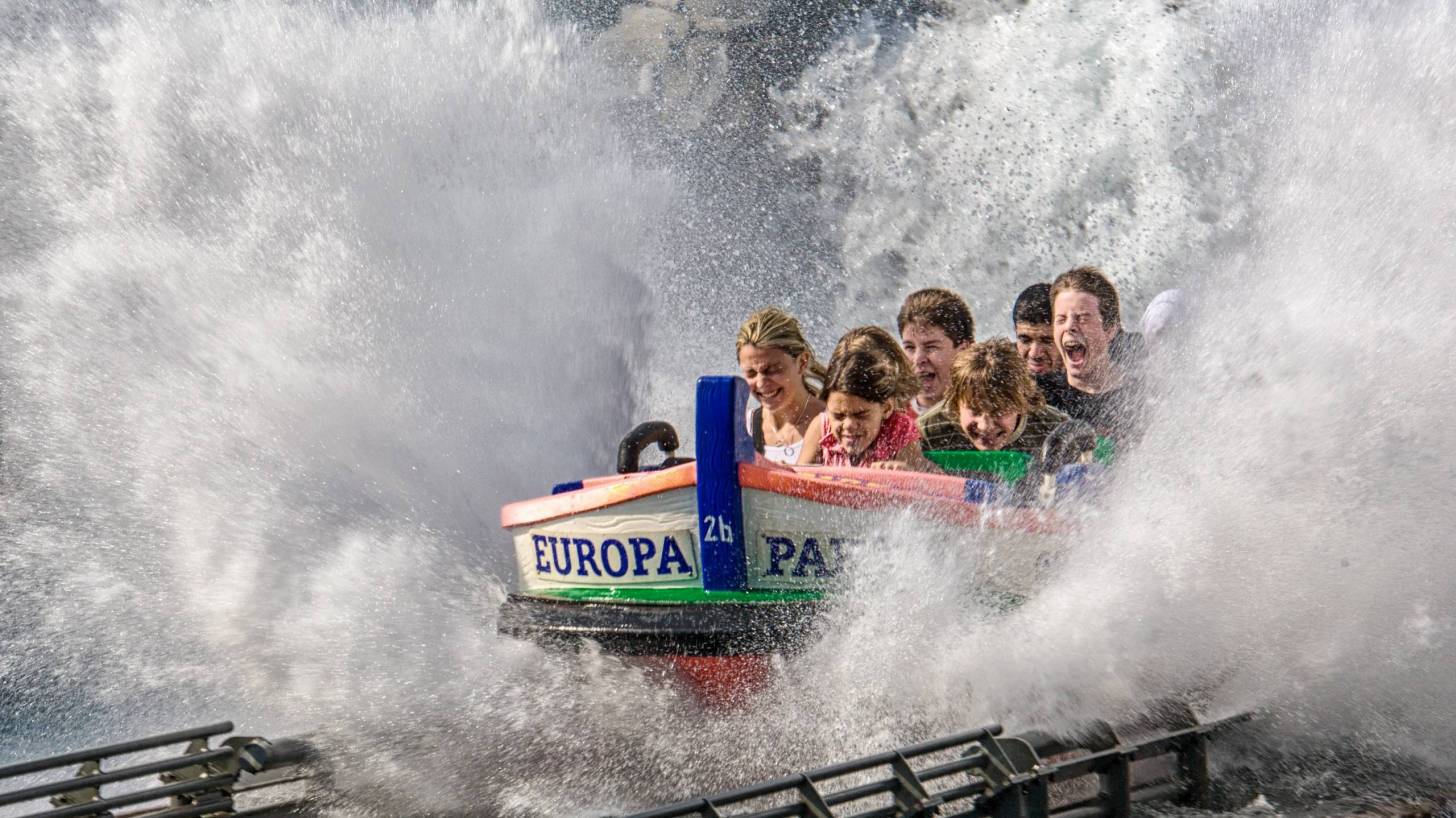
0;710;1254;818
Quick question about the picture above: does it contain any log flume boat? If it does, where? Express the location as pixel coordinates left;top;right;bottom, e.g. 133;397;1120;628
495;376;1073;704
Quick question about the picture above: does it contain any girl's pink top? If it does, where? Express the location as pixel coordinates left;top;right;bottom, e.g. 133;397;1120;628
817;408;920;467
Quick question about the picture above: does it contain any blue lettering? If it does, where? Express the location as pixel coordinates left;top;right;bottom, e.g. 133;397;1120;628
549;536;573;576
658;535;692;576
600;539;629;577
574;538;600;577
532;534;550;573
629;537;656;576
832;538;851;574
792;538;830;578
765;536;796;576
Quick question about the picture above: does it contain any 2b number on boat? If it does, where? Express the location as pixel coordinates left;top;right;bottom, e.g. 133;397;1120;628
702;514;735;543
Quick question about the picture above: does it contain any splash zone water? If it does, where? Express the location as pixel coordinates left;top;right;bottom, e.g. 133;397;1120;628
7;2;1456;814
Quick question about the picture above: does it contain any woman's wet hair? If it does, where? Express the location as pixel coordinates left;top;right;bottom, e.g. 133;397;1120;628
948;338;1046;416
736;307;827;394
819;346;920;405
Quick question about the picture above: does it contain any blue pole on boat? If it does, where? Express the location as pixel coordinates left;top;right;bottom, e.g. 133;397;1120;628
695;376;753;592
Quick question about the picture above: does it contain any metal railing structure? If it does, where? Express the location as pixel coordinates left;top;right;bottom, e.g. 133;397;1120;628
0;722;313;818
1;709;1249;818
620;713;1252;818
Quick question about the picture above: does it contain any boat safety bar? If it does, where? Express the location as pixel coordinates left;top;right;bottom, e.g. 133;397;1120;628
618;713;1252;818
0;722;313;818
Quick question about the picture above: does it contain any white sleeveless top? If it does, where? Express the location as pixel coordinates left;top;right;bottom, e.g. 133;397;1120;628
749;407;807;465
762;441;804;465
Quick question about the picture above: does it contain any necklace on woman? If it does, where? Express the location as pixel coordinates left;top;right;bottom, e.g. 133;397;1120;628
765;399;814;447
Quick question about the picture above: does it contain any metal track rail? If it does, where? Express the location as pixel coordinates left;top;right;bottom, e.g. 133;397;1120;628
0;723;313;818
619;713;1252;818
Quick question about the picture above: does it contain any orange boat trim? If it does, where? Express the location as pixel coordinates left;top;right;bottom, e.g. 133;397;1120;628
499;462;697;528
738;463;984;525
738;463;1064;534
500;460;1064;535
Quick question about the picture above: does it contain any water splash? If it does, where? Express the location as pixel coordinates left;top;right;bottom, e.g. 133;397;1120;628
0;0;669;744
777;0;1254;330
3;0;1456;814
777;0;1456;776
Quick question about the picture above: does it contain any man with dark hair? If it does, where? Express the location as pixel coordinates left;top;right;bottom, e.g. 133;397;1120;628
1012;283;1060;376
897;288;975;448
1037;266;1143;439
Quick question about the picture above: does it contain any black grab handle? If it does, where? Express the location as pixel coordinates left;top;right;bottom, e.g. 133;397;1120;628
617;421;692;474
1039;418;1097;474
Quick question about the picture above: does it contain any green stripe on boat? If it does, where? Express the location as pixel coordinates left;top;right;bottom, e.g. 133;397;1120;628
527;587;824;604
926;436;1116;483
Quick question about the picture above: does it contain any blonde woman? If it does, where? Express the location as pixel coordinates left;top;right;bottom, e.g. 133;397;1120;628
736;308;828;465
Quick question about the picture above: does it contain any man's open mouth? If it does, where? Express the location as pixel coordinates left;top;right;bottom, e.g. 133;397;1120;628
1062;338;1087;368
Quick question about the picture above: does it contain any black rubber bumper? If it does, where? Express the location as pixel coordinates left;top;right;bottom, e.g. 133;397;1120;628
496;594;825;656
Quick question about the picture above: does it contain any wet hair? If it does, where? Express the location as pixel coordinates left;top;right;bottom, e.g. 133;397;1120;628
1050;266;1121;329
829;326;918;393
896;288;975;346
947;338;1046;417
819;348;920;405
736;307;828;395
1012;283;1053;327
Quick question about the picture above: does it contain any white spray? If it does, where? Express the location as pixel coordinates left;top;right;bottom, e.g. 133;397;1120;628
0;0;670;742
777;0;1456;773
2;0;1456;814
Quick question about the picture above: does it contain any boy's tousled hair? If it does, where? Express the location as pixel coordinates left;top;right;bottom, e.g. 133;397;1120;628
947;338;1045;417
1050;266;1121;329
897;288;975;346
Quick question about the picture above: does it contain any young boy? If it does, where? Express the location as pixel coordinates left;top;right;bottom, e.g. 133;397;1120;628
948;339;1068;454
1038;266;1142;439
897;288;975;449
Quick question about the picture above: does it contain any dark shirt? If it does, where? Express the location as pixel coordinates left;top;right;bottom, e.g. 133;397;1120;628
1110;330;1147;370
1036;371;1143;441
1005;404;1071;456
916;399;973;450
918;400;1068;455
